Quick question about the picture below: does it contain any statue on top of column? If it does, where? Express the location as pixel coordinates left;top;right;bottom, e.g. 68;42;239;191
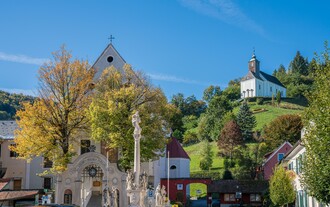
132;111;141;139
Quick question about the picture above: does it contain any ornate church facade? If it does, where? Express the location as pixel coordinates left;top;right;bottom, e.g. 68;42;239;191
240;53;286;98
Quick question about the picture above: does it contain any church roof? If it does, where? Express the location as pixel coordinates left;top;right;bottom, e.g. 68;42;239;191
241;71;262;81
241;70;286;88
0;121;18;140
166;137;190;160
92;43;126;80
260;71;286;88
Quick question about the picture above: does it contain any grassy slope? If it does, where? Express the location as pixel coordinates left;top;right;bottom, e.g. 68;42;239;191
184;100;305;196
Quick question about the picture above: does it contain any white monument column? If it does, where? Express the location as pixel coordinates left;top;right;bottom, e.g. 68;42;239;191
127;111;145;207
133;112;141;187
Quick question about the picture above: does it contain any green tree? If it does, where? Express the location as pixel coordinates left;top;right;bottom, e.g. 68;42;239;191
218;120;243;159
236;101;256;141
222;85;240;101
89;65;171;170
288;51;309;76
269;165;296;206
302;42;330;205
199;140;213;170
263;114;303;150
13;46;95;172
276;91;281;106
203;85;221;103
204;95;232;141
197;114;211;141
182;129;198;145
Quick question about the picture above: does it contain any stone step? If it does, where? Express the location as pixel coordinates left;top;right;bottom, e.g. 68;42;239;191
86;193;102;207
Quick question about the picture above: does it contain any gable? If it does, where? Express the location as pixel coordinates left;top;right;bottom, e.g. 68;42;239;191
92;44;126;80
260;71;286;88
241;71;262;82
264;142;292;164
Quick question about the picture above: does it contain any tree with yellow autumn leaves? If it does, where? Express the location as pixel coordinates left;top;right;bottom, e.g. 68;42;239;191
12;46;95;172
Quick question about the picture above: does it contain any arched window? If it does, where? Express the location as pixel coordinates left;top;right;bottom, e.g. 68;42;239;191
64;189;72;204
170;165;177;170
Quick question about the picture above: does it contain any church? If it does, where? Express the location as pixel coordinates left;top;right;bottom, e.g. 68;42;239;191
240;53;286;98
0;43;191;207
53;43;190;207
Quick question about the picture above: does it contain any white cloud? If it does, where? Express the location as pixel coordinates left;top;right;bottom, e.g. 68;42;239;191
0;52;49;65
0;88;37;97
147;73;202;85
178;0;265;36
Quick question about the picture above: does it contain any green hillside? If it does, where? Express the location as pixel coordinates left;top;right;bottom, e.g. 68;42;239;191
184;99;305;197
234;99;305;131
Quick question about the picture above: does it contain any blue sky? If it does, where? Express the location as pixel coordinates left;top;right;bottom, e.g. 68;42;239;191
0;0;329;100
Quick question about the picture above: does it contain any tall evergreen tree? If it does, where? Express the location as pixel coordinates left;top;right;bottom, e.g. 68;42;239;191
236;101;256;141
199;140;213;170
289;51;309;75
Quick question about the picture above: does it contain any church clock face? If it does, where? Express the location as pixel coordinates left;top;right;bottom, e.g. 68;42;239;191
89;167;97;177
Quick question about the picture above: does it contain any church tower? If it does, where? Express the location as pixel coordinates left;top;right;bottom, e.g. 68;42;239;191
248;52;260;75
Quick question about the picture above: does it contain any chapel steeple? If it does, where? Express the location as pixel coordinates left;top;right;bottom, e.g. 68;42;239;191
248;50;260;75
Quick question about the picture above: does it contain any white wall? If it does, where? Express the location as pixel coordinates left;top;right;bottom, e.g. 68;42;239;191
240;79;256;98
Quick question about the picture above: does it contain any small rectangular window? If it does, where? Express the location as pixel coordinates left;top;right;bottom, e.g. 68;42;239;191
278;153;284;161
10;144;18;157
43;157;53;168
44;177;52;189
270;86;272;92
224;194;236;201
250;194;261;201
14;179;21;190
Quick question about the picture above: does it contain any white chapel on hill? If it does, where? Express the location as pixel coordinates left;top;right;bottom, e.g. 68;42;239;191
240;53;286;98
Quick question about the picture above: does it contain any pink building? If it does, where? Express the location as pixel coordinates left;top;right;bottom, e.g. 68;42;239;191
262;141;292;180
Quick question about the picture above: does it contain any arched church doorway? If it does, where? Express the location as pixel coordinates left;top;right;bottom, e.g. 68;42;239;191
81;164;103;197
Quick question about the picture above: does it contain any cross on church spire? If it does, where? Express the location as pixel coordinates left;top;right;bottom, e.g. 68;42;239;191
252;47;256;58
108;35;115;44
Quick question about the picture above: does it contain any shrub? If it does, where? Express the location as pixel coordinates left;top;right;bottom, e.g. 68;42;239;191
256;97;264;105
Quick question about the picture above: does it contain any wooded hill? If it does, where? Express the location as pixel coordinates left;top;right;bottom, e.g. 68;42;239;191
0;90;35;120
